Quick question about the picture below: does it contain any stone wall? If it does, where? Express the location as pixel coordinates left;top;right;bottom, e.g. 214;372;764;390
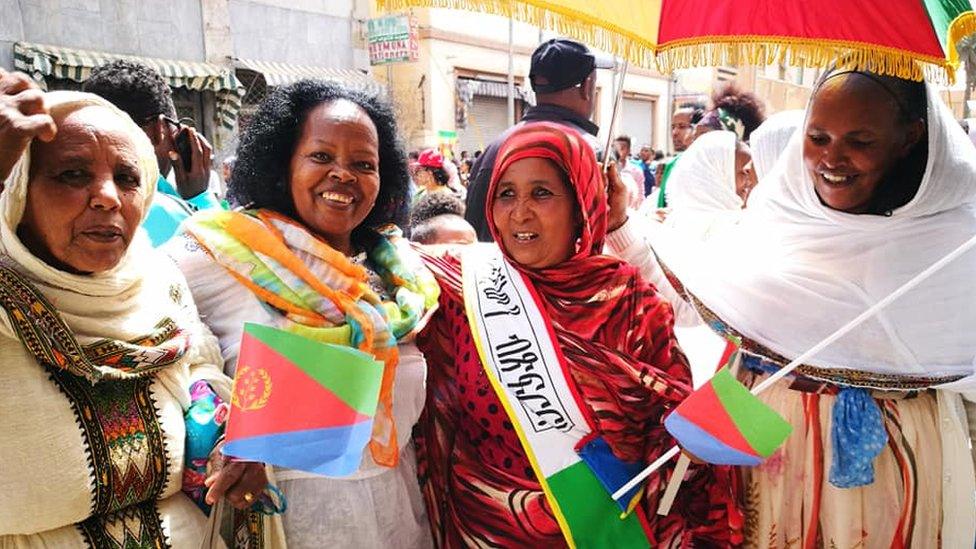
229;0;361;69
0;0;207;70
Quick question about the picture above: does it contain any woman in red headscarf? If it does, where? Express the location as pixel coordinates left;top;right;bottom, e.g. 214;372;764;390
414;122;738;547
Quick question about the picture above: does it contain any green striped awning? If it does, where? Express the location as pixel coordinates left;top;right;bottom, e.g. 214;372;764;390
234;58;383;95
13;42;244;131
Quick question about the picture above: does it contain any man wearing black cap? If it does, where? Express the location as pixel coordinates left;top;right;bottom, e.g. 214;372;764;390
464;38;614;241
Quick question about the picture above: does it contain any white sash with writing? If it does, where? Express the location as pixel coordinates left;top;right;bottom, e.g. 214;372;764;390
462;246;596;541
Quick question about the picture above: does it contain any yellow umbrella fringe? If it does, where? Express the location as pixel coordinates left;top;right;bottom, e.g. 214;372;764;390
376;0;658;68
947;11;976;70
657;37;955;84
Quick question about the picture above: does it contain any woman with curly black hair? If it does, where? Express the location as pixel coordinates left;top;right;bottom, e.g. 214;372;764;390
694;82;767;142
169;80;439;547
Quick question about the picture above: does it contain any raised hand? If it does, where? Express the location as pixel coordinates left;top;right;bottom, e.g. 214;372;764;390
0;70;56;184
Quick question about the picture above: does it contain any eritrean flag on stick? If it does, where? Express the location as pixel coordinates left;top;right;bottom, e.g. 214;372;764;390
664;364;792;466
223;323;384;476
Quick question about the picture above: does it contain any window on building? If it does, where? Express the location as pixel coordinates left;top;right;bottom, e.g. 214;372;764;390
620;95;656;152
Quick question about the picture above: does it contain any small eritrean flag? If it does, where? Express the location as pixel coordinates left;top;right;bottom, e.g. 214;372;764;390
664;365;792;466
223;323;384;476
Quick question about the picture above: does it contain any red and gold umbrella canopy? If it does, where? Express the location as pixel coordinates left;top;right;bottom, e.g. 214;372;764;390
659;0;976;81
376;0;976;81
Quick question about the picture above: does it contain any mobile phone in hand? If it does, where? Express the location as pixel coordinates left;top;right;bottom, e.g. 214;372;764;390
174;127;193;172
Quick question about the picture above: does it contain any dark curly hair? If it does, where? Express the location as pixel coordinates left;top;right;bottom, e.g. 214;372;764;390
710;82;766;141
229;79;410;234
410;190;465;227
82;59;177;123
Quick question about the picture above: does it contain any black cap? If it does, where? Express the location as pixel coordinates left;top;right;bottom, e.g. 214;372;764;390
529;38;615;94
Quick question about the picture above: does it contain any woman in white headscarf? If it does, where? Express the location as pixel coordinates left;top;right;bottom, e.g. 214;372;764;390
606;130;755;331
663;130;756;241
656;68;976;547
0;86;280;547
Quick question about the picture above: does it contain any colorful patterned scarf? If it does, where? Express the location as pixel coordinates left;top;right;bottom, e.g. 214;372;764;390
186;209;439;467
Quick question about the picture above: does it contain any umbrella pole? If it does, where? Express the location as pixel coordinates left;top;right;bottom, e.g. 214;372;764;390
602;48;630;170
507;13;515;127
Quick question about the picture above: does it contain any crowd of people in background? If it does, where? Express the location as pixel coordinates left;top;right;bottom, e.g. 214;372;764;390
2;29;976;549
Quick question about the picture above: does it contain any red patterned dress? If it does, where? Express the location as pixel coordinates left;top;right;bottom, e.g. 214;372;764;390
414;252;739;548
413;122;741;548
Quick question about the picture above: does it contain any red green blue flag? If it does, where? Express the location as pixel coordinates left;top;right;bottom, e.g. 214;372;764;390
223;323;384;476
664;365;792;466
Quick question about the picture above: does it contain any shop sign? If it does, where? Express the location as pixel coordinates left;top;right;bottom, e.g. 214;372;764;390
367;14;419;65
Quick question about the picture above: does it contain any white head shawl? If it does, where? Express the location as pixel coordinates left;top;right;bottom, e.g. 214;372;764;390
663;130;742;241
657;81;976;387
1;91;159;288
750;109;804;180
0;91;225;385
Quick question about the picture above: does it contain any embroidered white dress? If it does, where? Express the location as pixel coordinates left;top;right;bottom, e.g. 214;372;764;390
0;91;236;548
0;254;231;548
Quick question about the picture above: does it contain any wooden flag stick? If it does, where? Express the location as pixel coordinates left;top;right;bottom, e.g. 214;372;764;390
656;454;691;516
613;232;976;503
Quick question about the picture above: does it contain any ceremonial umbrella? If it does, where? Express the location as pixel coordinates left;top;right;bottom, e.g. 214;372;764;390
376;0;976;82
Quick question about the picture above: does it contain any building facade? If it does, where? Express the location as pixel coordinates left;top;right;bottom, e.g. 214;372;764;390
0;0;375;153
4;2;968;155
376;7;671;155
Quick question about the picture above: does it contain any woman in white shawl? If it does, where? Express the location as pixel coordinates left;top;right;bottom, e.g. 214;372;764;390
606;130;755;331
655;68;976;547
663;130;756;241
0;87;277;547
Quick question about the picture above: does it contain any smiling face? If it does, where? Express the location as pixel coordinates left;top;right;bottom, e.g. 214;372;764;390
491;157;579;270
20;106;145;274
803;74;923;214
289;99;380;254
